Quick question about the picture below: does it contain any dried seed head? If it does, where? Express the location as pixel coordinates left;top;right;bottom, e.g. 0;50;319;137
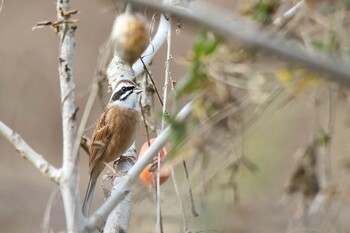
111;13;149;65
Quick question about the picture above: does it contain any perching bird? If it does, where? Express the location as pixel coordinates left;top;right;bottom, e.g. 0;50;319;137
82;79;142;216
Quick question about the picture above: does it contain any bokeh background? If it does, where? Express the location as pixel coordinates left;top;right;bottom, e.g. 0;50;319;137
1;1;350;233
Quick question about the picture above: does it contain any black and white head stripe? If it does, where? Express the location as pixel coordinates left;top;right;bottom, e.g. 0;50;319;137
111;85;135;102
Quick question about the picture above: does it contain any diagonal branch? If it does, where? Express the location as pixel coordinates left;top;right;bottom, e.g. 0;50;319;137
0;121;61;183
129;0;350;85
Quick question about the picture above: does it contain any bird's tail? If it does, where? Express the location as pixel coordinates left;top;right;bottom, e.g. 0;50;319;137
82;178;97;217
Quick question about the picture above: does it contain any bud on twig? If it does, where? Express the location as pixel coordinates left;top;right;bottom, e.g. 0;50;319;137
111;11;149;65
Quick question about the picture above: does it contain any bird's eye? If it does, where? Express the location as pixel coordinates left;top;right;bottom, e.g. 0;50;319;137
121;87;127;92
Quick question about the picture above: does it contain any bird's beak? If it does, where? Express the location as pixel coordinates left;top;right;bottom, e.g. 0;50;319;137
134;86;143;94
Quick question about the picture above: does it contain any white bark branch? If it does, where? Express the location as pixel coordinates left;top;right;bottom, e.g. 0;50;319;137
107;56;135;90
104;144;136;233
83;101;193;232
55;1;82;232
0;121;61;183
129;0;350;85
103;53;135;233
57;1;78;180
273;0;305;28
132;13;169;77
102;12;145;230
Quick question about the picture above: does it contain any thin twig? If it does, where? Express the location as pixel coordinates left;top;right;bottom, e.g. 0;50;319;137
140;100;151;146
140;57;164;106
155;5;173;232
0;0;4;15
170;166;188;232
273;0;305;28
0;121;61;183
156;56;168;232
133;13;170;77
42;187;61;233
183;160;199;217
324;84;337;185
153;177;164;233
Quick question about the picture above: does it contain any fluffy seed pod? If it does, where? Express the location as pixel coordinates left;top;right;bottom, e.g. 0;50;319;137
111;12;149;65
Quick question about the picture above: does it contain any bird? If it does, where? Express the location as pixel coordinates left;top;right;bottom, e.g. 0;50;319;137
82;79;142;217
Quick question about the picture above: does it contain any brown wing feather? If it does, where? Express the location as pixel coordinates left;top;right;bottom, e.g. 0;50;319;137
88;106;140;175
89;108;113;173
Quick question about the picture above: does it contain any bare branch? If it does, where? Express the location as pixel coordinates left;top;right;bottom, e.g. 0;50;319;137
0;0;4;14
156;8;172;233
57;2;78;181
129;0;350;85
101;10;149;231
84;101;194;232
107;56;135;90
104;145;137;233
42;187;60;233
273;0;305;28
133;13;169;77
55;1;82;231
0;121;61;183
170;167;188;232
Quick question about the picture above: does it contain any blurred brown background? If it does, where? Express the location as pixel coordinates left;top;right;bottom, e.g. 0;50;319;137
0;0;196;232
1;1;350;233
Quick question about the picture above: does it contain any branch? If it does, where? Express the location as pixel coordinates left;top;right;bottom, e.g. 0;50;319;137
132;12;169;77
84;101;194;232
0;0;4;15
156;7;172;233
57;2;78;181
55;1;82;232
104;144;137;233
102;10;150;232
0;121;61;183
129;0;350;85
273;0;305;28
107;56;135;90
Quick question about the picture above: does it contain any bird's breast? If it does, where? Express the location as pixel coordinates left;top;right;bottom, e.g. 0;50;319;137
105;106;140;162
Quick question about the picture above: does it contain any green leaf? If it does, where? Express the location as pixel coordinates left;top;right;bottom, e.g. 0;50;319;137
311;40;326;52
175;32;221;99
316;128;331;146
252;1;275;25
